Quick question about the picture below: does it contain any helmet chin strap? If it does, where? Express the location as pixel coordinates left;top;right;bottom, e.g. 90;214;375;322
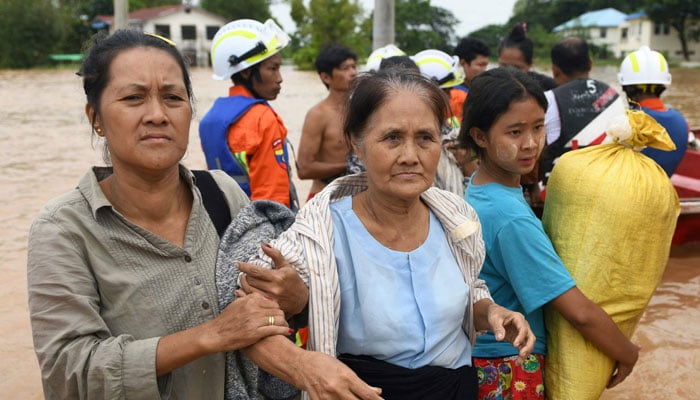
228;41;267;68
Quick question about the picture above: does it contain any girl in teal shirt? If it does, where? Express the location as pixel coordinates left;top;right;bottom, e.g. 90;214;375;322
460;68;640;400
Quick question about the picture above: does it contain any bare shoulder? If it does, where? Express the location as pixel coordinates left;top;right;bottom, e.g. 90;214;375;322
304;101;325;119
302;98;341;136
305;98;338;121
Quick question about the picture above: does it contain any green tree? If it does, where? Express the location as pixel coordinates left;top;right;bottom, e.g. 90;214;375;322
392;0;459;54
510;0;639;32
129;0;183;11
468;23;558;65
52;0;105;55
464;24;508;57
644;0;700;61
289;0;368;69
0;0;61;68
49;0;178;56
200;0;273;22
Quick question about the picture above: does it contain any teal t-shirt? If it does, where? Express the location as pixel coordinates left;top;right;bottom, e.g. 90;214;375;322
465;178;575;357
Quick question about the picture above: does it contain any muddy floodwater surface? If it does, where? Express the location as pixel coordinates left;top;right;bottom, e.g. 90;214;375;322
0;65;698;398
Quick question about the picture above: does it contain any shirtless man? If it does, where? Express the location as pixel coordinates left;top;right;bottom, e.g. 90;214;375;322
297;44;357;200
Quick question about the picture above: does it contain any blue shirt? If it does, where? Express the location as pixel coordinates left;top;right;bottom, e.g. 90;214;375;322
465;179;575;357
453;84;469;93
640;105;688;177
330;196;472;369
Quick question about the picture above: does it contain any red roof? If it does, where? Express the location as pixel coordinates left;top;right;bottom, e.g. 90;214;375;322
94;4;183;23
129;5;181;20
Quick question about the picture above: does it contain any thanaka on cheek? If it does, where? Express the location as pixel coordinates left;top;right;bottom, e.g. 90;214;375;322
496;143;519;163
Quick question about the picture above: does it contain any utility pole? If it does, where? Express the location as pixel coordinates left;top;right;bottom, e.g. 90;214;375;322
114;0;128;30
372;0;395;50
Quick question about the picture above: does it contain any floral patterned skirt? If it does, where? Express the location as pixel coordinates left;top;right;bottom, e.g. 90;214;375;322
473;354;546;400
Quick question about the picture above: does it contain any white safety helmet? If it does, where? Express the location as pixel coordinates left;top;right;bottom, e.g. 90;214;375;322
365;44;406;72
411;49;465;89
210;19;290;80
618;46;672;86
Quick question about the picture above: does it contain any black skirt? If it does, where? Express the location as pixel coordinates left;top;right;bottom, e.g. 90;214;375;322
338;353;478;400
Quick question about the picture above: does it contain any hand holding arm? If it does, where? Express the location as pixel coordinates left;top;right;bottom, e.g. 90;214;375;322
473;299;536;363
155;292;290;376
243;335;383;400
238;243;309;318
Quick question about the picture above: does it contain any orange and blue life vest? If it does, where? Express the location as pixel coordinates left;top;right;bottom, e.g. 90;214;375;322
199;96;265;197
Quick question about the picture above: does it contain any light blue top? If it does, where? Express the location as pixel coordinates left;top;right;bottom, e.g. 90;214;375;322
330;196;472;369
466;178;575;357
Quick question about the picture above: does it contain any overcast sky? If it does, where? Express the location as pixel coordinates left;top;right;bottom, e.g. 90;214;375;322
271;0;518;38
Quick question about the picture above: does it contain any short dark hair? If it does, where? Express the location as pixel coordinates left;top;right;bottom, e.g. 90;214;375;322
379;55;418;71
344;68;449;149
79;29;193;124
232;62;262;88
454;37;490;64
498;23;533;65
551;36;590;75
459;67;548;157
622;84;666;99
315;44;357;76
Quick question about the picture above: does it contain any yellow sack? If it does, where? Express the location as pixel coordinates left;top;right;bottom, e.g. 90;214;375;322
541;110;680;400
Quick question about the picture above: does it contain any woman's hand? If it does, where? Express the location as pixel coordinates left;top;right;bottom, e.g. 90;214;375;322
475;299;536;364
239;243;309;318
294;351;384;400
200;291;291;354
156;291;291;376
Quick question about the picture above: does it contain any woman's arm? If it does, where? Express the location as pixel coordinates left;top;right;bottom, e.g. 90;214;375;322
549;287;640;388
28;216;292;397
242;335;383;400
28;218;162;398
473;298;536;363
155;291;291;376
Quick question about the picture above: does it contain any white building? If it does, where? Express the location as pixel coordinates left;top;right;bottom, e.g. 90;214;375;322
554;8;700;62
553;8;628;58
619;11;700;61
93;5;228;66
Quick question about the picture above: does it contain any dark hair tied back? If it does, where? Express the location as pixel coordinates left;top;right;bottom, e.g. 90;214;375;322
499;22;534;65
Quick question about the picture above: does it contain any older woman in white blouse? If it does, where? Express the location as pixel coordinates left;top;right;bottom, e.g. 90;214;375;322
243;68;535;400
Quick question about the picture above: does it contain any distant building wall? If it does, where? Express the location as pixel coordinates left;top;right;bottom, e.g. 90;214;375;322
141;8;226;67
555;11;700;62
93;6;227;67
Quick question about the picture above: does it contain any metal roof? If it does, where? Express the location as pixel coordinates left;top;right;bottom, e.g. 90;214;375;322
553;8;628;32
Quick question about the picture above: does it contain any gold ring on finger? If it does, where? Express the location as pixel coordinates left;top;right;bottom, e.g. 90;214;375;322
268;315;275;326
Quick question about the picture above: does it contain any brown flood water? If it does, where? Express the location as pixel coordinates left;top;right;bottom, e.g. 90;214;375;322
0;65;698;398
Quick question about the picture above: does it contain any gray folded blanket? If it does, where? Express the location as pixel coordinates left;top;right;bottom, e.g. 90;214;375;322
215;200;299;400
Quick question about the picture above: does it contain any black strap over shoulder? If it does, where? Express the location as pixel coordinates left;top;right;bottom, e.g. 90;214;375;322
192;170;232;238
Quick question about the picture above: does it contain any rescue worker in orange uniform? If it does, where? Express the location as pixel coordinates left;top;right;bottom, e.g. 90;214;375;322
200;19;298;210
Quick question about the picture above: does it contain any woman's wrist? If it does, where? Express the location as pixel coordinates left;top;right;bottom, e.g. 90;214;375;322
188;320;220;356
473;298;496;332
156;324;213;376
